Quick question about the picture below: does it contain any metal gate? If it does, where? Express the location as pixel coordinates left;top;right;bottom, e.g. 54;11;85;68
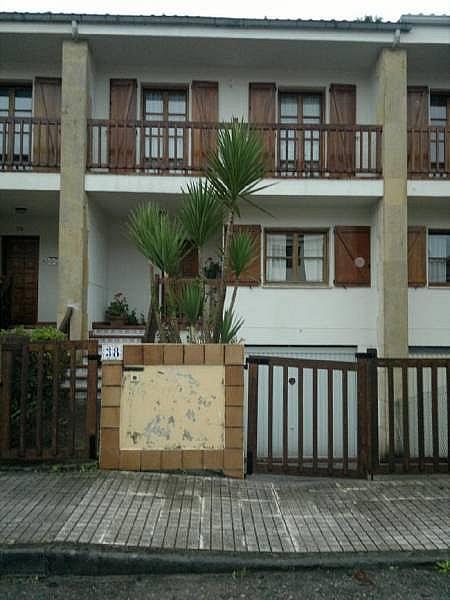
0;340;100;462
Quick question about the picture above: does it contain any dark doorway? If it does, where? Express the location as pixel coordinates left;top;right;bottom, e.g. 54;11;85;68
2;236;39;325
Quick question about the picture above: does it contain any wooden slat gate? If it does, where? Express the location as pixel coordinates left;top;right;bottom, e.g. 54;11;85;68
247;355;365;477
369;357;450;475
0;340;100;462
247;353;449;477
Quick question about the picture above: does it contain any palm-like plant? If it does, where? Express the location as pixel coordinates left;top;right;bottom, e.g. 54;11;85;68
128;203;185;276
178;180;224;249
207;122;267;339
227;231;257;313
127;121;269;344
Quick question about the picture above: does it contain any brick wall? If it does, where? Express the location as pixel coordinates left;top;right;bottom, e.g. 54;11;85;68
99;344;245;478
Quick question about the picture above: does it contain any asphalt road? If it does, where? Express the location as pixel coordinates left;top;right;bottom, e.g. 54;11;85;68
0;566;448;599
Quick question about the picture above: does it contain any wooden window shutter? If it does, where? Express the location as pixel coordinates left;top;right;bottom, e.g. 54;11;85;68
191;81;218;171
334;226;371;286
180;242;199;278
408;226;427;287
109;79;137;170
407;87;429;174
249;83;276;172
328;84;356;175
227;224;262;286
33;78;61;168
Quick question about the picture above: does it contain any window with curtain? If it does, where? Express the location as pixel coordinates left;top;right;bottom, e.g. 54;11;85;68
428;231;450;284
142;88;187;168
278;92;322;174
0;85;32;162
265;230;327;283
430;94;448;166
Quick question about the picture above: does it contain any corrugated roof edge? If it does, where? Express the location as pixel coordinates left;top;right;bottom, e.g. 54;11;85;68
400;14;450;25
0;12;412;32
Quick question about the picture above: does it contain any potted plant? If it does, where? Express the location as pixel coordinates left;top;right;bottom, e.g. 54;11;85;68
105;292;130;326
203;258;221;280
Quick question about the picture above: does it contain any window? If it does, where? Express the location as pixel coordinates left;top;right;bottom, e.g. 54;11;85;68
142;88;187;169
430;94;448;166
0;85;32;162
278;92;322;173
265;230;327;284
428;231;450;285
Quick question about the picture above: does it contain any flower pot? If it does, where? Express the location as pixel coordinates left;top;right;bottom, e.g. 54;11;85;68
109;316;127;327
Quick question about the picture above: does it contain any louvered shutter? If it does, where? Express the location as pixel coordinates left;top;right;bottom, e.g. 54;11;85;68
249;83;276;173
180;242;199;278
328;84;356;176
407;87;429;175
227;224;262;286
446;97;450;173
191;81;218;171
109;79;137;170
334;226;371;286
33;78;61;168
408;226;427;287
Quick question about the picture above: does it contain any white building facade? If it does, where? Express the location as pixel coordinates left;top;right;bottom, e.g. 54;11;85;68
0;12;449;358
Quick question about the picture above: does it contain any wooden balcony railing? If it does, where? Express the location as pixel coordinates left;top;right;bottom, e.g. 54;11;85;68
87;120;382;178
408;127;450;178
0;117;61;171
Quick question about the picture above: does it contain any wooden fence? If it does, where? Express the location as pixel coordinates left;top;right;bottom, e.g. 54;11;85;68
247;352;449;478
0;339;99;461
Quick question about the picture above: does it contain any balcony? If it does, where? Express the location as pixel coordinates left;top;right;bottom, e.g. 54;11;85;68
408;127;449;178
87;120;382;179
0;117;61;171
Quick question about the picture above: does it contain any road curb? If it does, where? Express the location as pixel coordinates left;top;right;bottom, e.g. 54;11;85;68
0;544;448;576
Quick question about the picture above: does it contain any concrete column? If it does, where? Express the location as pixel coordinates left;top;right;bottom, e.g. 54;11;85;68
58;41;90;339
376;48;408;358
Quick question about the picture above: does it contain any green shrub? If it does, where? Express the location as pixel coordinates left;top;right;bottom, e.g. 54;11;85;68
0;325;66;342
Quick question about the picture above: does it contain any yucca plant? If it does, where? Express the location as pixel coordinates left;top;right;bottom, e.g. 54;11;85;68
127;121;269;344
207;122;267;340
178;180;224;249
177;281;205;326
128;203;185;276
218;308;244;344
227;231;257;312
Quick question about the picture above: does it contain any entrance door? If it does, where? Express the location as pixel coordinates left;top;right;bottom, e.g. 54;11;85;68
2;236;39;325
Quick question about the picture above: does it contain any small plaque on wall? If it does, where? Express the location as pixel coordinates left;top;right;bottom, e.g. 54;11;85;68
101;343;123;361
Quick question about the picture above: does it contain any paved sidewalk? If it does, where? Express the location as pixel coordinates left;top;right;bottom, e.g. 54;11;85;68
0;471;448;554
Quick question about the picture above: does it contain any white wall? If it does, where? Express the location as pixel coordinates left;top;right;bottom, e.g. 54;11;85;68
106;219;150;322
408;202;450;348
227;203;379;350
0;215;59;323
87;201;108;325
92;65;377;124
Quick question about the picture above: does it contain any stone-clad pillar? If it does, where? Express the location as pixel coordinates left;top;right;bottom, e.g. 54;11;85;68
376;48;408;358
58;41;90;339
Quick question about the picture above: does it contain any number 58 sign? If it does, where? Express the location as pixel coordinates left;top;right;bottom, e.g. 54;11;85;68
101;344;123;361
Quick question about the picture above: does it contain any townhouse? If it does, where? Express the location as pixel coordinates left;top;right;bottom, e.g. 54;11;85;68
0;12;449;360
